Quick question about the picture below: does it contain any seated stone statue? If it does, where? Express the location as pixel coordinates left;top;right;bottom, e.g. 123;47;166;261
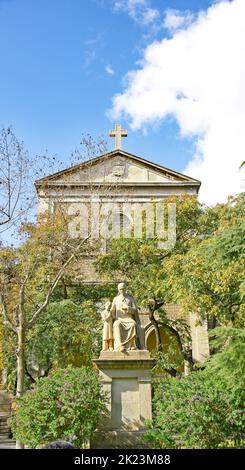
110;282;138;352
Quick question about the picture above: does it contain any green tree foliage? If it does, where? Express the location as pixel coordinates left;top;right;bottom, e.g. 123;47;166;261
11;366;106;448
163;194;245;325
207;327;245;403
27;299;101;376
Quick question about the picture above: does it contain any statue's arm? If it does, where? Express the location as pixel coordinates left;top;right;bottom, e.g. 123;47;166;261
102;310;111;321
110;299;116;319
126;296;137;316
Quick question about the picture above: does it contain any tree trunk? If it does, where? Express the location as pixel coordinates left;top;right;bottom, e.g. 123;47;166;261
16;323;25;449
16;324;25;398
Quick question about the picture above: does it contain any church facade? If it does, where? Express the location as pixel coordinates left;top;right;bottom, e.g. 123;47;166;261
35;131;209;365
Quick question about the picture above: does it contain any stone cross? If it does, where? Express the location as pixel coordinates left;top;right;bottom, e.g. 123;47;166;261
109;124;127;150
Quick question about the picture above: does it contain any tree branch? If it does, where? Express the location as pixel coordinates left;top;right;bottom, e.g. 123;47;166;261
27;236;90;329
148;297;194;369
148;298;165;351
24;360;36;384
0;291;17;333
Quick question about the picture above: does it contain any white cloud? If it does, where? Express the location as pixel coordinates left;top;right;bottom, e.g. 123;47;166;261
105;65;115;76
113;0;159;26
163;9;194;32
83;33;105;70
141;7;159;25
109;0;245;204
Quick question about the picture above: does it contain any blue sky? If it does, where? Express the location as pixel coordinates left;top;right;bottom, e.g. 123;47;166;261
0;0;243;205
0;0;214;169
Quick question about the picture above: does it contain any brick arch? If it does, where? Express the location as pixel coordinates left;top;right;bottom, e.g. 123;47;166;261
144;323;182;355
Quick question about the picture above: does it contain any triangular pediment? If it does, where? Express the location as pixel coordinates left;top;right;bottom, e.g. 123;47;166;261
35;149;201;188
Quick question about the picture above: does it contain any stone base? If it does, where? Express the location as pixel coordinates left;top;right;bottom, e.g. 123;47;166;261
91;430;150;449
92;350;155;449
97;349;152;366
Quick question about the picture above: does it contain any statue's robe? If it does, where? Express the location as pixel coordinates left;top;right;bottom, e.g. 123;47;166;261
111;293;137;350
101;309;113;342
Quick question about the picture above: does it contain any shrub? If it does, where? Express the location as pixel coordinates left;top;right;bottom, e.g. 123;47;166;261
146;369;244;449
11;366;106;448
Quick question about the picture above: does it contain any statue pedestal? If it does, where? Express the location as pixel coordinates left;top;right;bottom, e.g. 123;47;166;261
91;350;155;449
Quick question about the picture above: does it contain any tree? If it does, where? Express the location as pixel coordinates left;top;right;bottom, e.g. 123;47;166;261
0;127;65;243
0;127;31;234
11;366;106;448
26;299;101;379
161;193;245;326
207;326;245;403
0;212;91;407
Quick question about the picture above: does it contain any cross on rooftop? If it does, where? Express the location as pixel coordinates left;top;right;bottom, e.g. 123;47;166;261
109;124;128;150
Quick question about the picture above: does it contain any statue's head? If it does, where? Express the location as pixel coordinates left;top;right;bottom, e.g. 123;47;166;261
118;282;126;294
104;300;111;309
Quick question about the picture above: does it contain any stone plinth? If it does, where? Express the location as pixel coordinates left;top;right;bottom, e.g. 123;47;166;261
91;350;155;449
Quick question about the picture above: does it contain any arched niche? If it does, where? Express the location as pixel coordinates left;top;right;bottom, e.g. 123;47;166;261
145;323;184;372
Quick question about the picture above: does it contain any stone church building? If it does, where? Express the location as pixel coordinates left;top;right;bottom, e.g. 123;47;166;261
35;126;210;365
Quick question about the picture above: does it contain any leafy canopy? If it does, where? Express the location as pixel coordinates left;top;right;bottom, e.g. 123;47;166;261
27;299;101;374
